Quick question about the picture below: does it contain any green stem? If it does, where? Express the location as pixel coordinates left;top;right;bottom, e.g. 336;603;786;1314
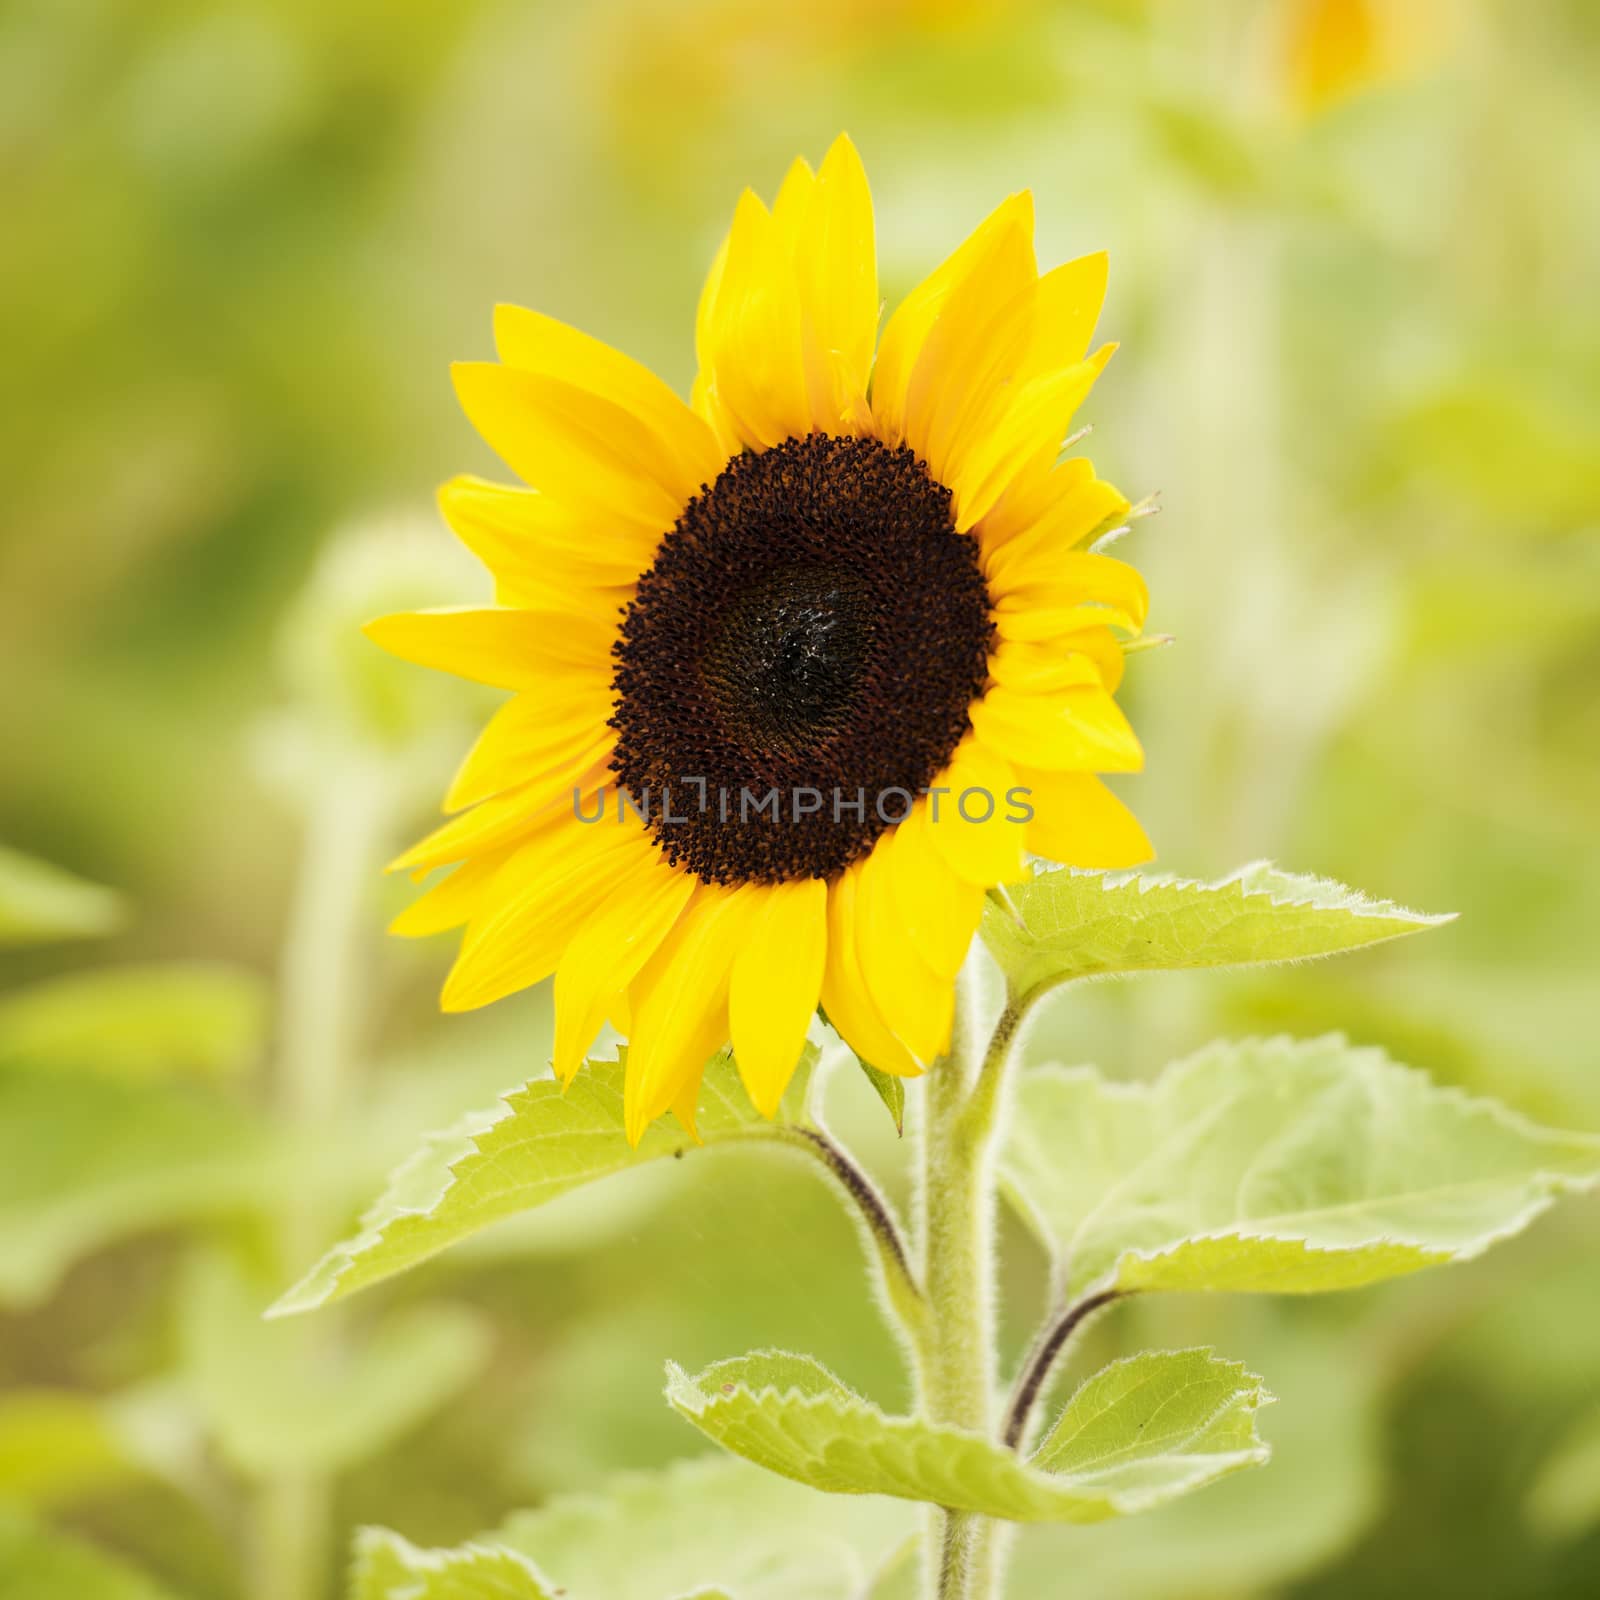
253;754;388;1600
1002;1289;1124;1451
917;973;1026;1600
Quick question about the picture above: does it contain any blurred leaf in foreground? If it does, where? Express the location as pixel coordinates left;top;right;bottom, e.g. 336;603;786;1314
0;847;122;948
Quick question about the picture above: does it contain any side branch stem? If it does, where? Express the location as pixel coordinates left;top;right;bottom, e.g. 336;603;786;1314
1001;1290;1124;1450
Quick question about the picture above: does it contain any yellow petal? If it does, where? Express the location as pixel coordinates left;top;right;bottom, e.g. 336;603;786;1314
441;823;653;1013
1018;769;1154;870
856;833;953;1065
925;735;1029;886
446;696;615;814
492;304;722;490
951;344;1117;531
690;369;742;460
691;233;744;457
962;257;1111;542
981;468;1130;578
551;852;698;1085
792;134;879;433
728;877;827;1117
819;863;921;1078
695;190;810;449
389;848;515;938
364;606;613;690
770;155;817;248
438;475;655;595
871;191;1034;448
1018;252;1108;382
990;551;1149;636
1059;627;1128;694
994;603;1142;647
391;755;610;875
696;233;730;370
625;885;754;1143
970;683;1144;773
900;217;1037;488
670;1063;712;1143
452;362;688;525
978;454;1097;556
986;637;1107;696
887;800;986;980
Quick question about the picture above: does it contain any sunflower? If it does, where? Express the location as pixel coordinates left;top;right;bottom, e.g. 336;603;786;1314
369;136;1153;1144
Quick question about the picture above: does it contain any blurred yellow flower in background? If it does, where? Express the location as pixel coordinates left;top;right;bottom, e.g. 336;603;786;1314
369;136;1150;1142
1284;0;1458;114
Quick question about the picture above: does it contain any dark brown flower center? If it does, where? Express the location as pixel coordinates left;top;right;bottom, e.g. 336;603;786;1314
608;433;993;884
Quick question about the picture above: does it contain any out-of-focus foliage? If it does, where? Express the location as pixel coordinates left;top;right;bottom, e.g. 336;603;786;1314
3;0;1598;1596
0;850;122;948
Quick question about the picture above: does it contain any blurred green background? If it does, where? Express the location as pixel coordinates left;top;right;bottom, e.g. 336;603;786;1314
3;0;1598;1595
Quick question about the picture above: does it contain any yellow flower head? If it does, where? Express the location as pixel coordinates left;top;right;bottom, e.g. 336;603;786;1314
369;137;1153;1143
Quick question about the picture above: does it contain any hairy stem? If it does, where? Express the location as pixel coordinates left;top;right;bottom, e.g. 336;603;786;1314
1002;1290;1124;1451
918;969;1026;1600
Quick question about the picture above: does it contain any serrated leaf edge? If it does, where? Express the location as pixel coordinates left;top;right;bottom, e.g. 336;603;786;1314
269;1096;514;1317
1045;860;1454;928
1007;1035;1600;1293
351;1524;557;1596
270;1055;804;1317
1032;1348;1275;1477
665;1348;1274;1520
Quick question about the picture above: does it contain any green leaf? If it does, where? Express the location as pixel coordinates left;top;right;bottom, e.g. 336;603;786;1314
854;1057;905;1136
352;1529;555;1600
0;963;268;1080
820;1003;904;1134
271;1050;813;1316
0;1069;274;1307
1002;1036;1600;1297
981;861;1449;998
1005;1318;1384;1599
0;1512;179;1600
356;1456;914;1600
182;1253;490;1476
665;1348;1269;1523
0;846;122;947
